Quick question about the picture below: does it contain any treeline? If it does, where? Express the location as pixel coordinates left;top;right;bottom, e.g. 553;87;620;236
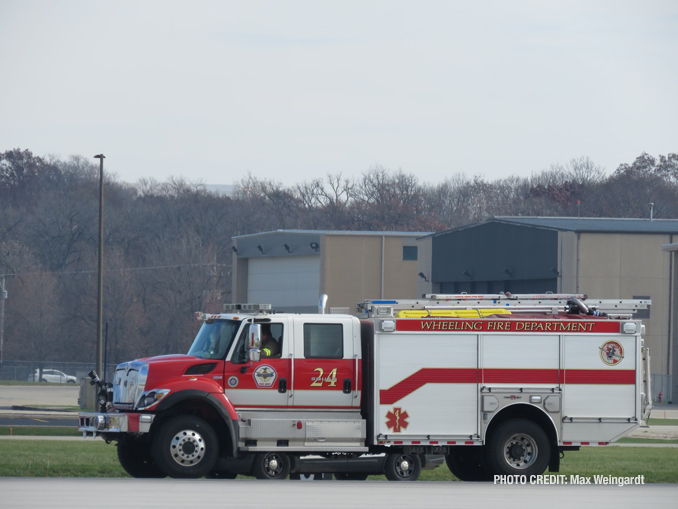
0;149;676;365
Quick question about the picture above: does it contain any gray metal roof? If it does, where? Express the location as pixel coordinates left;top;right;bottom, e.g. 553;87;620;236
233;229;431;239
495;217;678;233
429;217;678;237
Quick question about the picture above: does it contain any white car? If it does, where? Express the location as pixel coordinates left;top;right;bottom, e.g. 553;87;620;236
29;369;77;383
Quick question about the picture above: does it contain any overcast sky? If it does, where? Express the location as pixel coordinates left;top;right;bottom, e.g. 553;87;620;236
1;1;676;186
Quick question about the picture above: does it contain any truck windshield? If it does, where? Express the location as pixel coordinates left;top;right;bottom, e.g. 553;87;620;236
188;319;241;360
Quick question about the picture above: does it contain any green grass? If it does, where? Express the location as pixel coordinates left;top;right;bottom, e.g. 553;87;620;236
647;418;678;426
0;440;127;478
413;447;678;483
617;437;678;444
0;440;676;482
0;426;81;436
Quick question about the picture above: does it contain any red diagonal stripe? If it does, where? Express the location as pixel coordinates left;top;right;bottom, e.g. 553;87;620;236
380;368;476;405
379;368;636;405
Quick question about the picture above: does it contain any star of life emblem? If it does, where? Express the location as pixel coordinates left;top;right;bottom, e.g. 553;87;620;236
385;407;409;433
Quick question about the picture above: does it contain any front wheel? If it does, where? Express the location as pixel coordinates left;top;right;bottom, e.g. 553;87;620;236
384;452;421;481
151;415;218;478
117;436;166;478
485;419;550;477
251;452;291;480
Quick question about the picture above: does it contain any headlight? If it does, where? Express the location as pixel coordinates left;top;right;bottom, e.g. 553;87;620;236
135;389;170;410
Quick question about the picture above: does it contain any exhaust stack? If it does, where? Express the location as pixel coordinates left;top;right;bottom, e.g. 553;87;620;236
318;294;328;314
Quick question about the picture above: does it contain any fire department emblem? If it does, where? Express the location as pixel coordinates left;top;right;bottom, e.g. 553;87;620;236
227;376;239;388
600;340;624;365
385;407;410;433
253;365;277;388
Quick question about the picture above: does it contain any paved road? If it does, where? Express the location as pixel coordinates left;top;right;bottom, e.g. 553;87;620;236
0;385;80;407
0;478;675;509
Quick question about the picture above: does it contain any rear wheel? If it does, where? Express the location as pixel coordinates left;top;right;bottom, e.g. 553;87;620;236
117;437;166;478
445;447;492;481
151;415;218;478
486;419;550;477
251;452;291;480
384;452;421;481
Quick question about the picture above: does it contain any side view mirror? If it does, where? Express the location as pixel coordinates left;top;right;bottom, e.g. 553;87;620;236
249;324;261;362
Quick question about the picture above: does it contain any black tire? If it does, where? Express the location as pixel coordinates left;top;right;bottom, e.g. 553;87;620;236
485;419;550;477
40;378;46;383
334;472;369;481
445;447;492;481
205;469;238;479
384;452;421;481
67;380;76;384
251;452;291;480
151;415;219;478
117;437;166;478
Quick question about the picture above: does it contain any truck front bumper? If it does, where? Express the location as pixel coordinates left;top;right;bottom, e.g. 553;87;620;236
78;412;155;438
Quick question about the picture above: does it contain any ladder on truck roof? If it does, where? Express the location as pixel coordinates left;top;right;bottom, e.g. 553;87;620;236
357;293;651;319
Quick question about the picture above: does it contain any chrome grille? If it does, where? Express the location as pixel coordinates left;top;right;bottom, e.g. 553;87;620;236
113;361;149;408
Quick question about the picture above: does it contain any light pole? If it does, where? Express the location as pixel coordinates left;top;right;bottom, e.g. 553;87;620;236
0;275;6;365
94;154;105;378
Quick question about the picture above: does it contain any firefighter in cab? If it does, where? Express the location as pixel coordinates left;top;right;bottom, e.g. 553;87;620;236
261;325;280;358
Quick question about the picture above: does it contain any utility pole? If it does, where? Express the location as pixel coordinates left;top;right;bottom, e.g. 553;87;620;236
0;275;6;365
94;154;105;377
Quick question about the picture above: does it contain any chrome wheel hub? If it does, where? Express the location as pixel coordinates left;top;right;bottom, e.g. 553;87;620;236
395;455;415;478
170;429;205;466
503;433;537;469
264;454;284;477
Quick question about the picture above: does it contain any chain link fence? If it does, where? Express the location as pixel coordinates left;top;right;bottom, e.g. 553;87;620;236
0;360;119;384
651;373;672;404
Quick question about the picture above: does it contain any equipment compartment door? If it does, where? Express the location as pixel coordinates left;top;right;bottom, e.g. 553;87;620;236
377;333;479;437
291;317;358;409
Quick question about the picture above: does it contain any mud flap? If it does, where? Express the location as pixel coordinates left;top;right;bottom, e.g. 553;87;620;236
549;446;560;472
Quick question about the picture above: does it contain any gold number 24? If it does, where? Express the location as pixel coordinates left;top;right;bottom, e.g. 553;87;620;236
310;367;338;387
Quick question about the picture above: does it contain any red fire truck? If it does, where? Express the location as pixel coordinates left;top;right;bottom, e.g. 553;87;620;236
79;294;652;481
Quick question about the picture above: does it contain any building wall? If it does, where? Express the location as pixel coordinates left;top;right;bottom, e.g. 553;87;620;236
563;232;673;377
432;222;558;283
558;231;577;293
417;236;435;297
384;236;419;299
322;235;418;311
232;256;248;303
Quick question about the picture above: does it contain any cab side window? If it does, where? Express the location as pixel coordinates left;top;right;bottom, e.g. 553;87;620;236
303;323;343;359
231;323;284;363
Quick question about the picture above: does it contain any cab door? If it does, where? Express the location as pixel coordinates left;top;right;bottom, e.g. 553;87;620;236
224;319;291;409
290;316;359;410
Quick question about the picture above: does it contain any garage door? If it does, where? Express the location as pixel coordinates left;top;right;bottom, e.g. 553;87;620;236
248;256;320;309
